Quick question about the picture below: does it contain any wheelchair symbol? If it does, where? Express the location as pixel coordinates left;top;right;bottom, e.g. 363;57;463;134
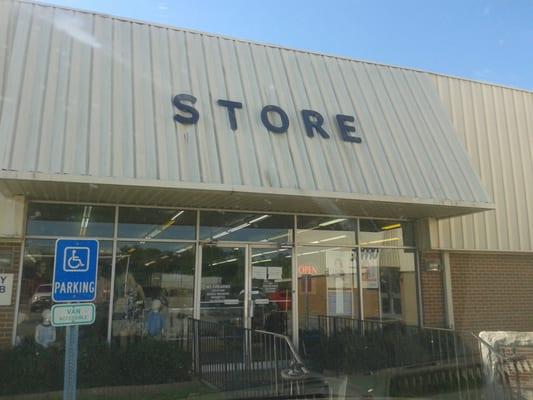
63;247;90;272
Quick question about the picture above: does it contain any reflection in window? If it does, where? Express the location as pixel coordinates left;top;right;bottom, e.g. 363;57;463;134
296;216;357;246
16;239;113;346
200;247;245;327
297;246;358;328
251;247;292;335
118;207;196;240
112;242;195;346
26;203;115;237
361;248;418;325
199;211;293;243
359;219;414;247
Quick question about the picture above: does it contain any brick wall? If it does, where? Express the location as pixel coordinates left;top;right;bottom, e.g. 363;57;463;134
450;252;533;332
0;241;21;348
420;252;446;328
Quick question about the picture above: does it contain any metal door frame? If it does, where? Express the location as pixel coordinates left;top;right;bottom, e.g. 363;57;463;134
195;241;280;330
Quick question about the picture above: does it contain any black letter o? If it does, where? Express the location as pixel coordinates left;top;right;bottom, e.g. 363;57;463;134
260;105;289;134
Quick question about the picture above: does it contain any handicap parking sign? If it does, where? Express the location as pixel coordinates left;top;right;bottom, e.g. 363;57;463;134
52;239;99;302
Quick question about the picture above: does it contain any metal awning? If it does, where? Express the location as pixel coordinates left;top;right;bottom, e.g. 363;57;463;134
0;172;492;219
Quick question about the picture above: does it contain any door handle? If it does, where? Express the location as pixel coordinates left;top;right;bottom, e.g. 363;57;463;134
249;299;254;318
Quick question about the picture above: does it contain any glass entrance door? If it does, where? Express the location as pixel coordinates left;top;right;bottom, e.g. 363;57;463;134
199;244;293;335
250;246;292;335
199;245;246;327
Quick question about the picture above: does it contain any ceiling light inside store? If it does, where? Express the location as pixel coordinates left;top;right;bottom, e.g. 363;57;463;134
381;223;401;230
318;218;346;227
171;210;184;221
210;258;238;266
311;234;347;244
176;245;193;254
79;206;92;236
360;237;400;245
248;214;270;224
252;258;271;265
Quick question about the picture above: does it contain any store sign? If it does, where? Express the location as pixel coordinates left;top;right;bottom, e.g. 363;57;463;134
172;94;362;143
204;284;231;302
51;303;96;327
0;273;14;306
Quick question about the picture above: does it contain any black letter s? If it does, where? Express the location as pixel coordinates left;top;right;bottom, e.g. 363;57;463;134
172;94;199;124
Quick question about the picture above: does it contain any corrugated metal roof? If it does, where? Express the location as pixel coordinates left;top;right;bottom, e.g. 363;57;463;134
430;75;533;252
0;0;491;218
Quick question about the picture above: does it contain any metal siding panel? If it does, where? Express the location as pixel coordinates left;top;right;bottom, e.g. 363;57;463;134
516;91;533;246
232;41;281;188
184;32;222;184
0;2;32;167
280;49;333;191
374;67;431;199
111;19;134;178
150;27;179;182
62;11;93;175
295;52;346;192
10;4;53;172
502;88;527;249
132;23;158;180
321;56;370;194
0;0;16;117
201;35;242;185
167;29;201;183
413;73;482;203
250;44;298;189
88;15;113;177
400;71;459;200
217;38;262;187
388;70;443;199
263;46;316;190
433;75;533;251
309;54;358;193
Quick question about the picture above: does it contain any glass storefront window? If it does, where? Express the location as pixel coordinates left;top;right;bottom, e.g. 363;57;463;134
360;247;418;325
199;211;293;243
26;203;115;237
112;241;195;345
297;246;358;328
296;216;357;246
359;219;414;247
16;239;113;345
117;207;196;240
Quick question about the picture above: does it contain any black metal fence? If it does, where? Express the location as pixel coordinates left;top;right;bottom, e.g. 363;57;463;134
187;318;328;398
299;315;529;399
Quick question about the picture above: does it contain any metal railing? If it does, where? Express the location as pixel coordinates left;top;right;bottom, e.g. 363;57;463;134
187;318;328;398
300;315;530;399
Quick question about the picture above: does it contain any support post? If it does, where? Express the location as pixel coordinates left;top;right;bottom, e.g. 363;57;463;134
63;325;79;400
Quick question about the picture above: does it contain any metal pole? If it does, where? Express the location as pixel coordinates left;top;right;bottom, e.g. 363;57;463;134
63;325;79;400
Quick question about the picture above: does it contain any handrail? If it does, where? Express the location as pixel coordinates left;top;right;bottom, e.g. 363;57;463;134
255;329;307;370
302;314;528;399
187;318;321;398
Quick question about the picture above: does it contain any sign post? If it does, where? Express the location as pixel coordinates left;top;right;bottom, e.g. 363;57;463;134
52;239;99;400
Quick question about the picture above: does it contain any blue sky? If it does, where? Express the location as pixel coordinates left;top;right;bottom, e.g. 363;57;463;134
43;0;533;90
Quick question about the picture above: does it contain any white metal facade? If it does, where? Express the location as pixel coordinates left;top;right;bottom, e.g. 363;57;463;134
0;0;490;220
430;76;533;252
5;0;532;253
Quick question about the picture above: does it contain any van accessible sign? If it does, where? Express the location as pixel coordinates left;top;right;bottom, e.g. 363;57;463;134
52;239;99;303
51;303;96;327
172;94;362;143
